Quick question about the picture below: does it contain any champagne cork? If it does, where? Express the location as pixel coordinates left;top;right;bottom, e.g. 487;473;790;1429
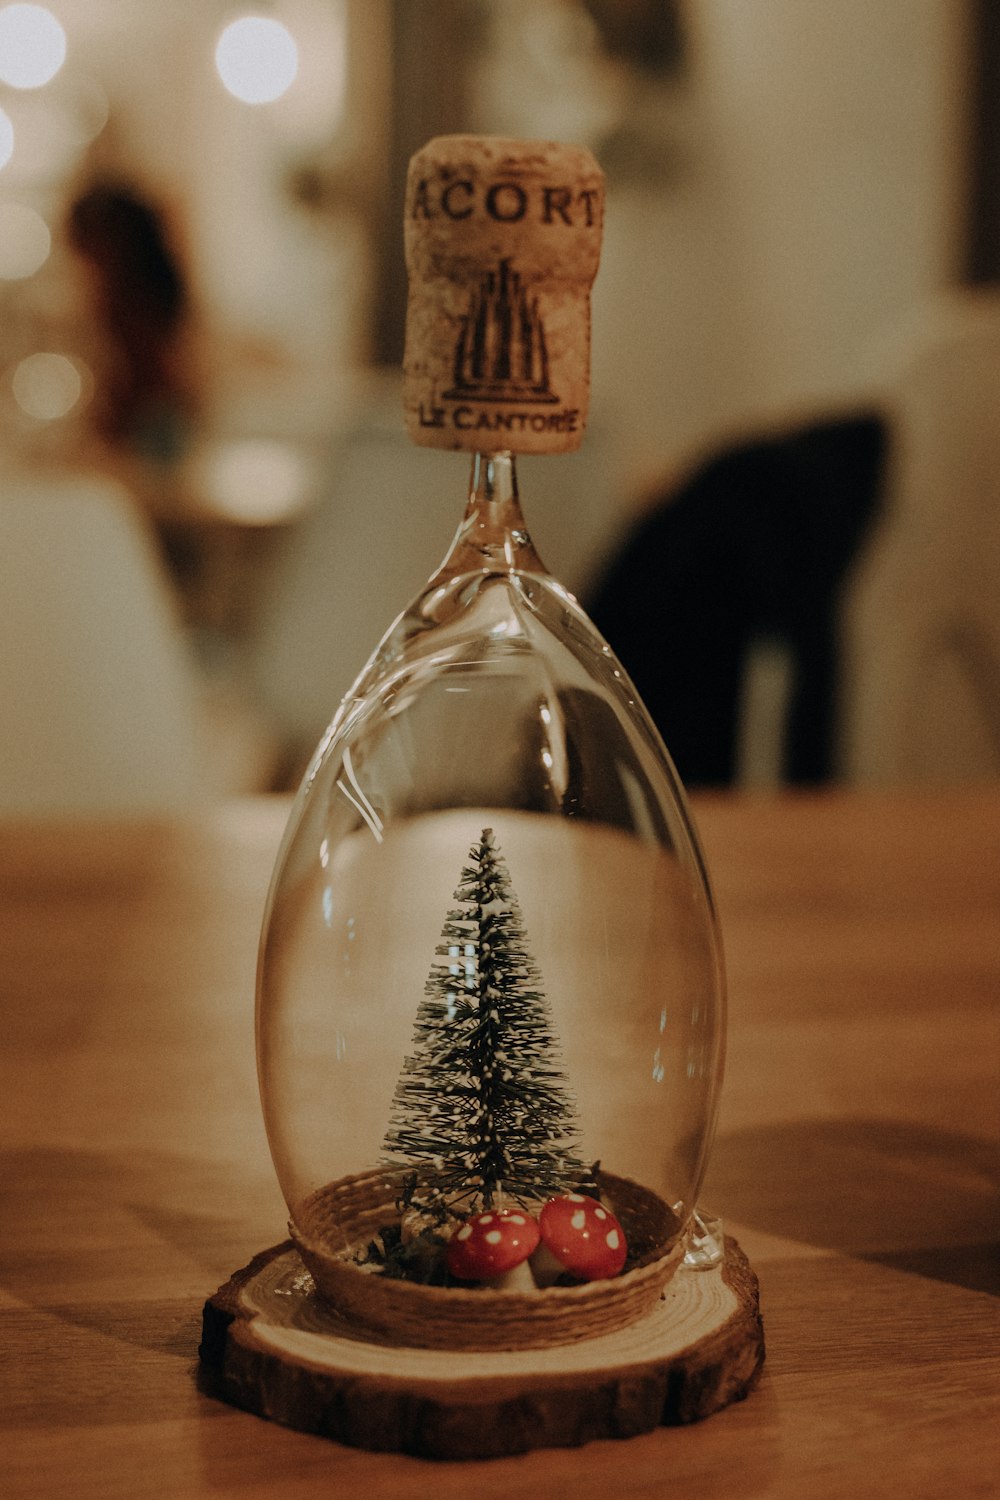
403;135;605;455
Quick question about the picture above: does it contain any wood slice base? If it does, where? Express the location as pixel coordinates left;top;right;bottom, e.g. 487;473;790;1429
199;1236;764;1460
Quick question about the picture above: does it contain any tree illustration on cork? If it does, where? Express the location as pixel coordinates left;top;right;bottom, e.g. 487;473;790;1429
382;827;587;1211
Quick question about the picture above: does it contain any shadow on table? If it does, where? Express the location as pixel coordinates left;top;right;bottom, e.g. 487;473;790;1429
705;1118;1000;1295
0;1144;281;1374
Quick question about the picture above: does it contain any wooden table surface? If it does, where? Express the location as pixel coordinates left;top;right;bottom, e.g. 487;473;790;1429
2;791;998;1498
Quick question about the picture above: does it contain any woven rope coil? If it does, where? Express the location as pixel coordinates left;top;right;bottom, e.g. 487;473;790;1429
290;1167;684;1351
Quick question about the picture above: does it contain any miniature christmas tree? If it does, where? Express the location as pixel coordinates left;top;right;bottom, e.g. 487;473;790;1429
383;827;587;1212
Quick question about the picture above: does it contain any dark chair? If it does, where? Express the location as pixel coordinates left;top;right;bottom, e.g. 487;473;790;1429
586;413;887;786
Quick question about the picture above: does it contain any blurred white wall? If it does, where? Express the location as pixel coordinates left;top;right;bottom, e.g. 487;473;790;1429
590;0;969;496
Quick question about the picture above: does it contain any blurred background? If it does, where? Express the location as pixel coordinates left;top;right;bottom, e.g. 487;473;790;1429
1;0;998;813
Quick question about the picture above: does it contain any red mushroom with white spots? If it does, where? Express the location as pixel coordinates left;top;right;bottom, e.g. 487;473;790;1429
535;1193;628;1282
446;1207;540;1286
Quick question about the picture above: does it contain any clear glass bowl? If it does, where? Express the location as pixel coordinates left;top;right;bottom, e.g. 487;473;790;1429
256;454;726;1342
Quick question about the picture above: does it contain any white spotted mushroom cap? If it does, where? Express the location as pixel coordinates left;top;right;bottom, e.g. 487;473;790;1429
537;1193;628;1280
446;1207;541;1281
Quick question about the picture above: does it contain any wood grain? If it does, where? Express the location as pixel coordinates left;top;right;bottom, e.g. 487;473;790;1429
198;1237;763;1458
1;791;998;1496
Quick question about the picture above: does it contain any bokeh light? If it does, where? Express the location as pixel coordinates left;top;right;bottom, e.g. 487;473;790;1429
203;438;310;522
11;352;84;420
0;105;13;168
215;16;299;104
0;201;50;277
0;4;67;89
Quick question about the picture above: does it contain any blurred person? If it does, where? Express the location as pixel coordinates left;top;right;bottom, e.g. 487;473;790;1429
66;179;200;469
64;177;211;611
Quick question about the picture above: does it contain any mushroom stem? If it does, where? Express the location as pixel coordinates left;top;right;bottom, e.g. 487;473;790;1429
484;1258;537;1291
528;1242;564;1288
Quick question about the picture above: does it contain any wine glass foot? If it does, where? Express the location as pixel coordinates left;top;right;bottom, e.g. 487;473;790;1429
683;1208;725;1269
